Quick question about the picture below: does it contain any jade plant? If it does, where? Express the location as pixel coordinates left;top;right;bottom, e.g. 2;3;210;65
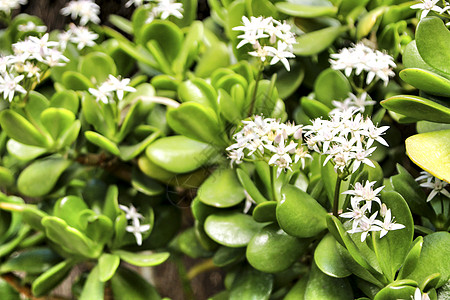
0;0;449;299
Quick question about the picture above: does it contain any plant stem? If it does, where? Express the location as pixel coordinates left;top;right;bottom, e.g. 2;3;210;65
332;177;342;216
1;273;68;300
187;259;217;280
247;63;264;117
172;255;194;300
270;166;277;202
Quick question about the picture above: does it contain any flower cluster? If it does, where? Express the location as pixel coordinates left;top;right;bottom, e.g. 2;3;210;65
0;34;68;102
60;0;100;25
0;0;26;15
331;92;376;115
17;21;47;33
58;23;99;50
119;204;151;246
341;180;405;242
88;74;136;103
410;0;441;19
304;110;389;176
125;0;184;21
227;115;311;177
329;42;396;86
232;16;296;71
415;171;450;202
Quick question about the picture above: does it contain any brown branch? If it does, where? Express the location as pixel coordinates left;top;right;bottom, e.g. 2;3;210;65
76;153;132;182
1;273;68;300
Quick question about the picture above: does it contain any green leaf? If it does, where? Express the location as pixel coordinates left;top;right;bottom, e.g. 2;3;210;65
213;246;245;267
173;21;203;74
0;248;61;274
399;68;450;97
305;261;353;300
113;250;170;267
381;95;450;124
81;95;110;137
372;191;414;282
236;168;270;204
252;202;277;223
276;184;328;238
416;17;450;74
79;265;104;300
314;233;351;278
356;6;388;40
31;259;76;297
53;196;88;230
145;135;216;173
6;140;47;161
314;69;351;108
407;232;450;288
0;110;50;148
284;275;308;300
62;71;94;90
0;166;14;188
0;277;20;300
373;282;416;300
276;1;337;18
403;41;450;80
405;130;450;182
198;168;245;208
41;216;101;259
294;26;347;56
204;212;265;247
195;42;230;78
301;97;332;119
131;167;164;196
176;227;213;258
246;223;309;273
177;78;218;111
79;52;117;84
275;60;304;99
98;253;120;282
17;157;71;197
136;20;183;63
111;267;161;300
229;267;273;300
398;236;423;279
102;185;121;222
119;131;160;161
85;131;120;156
167;102;227;147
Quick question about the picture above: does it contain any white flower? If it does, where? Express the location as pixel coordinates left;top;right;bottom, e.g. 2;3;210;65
411;288;431;300
102;75;136;100
61;0;101;25
374;208;405;238
120;204;144;223
419;176;450;202
266;41;296;71
331;92;376;114
125;0;145;7
343;181;383;212
17;21;47;33
410;0;441;19
125;222;151;246
0;0;26;14
330;42;396;86
340;200;370;232
348;211;382;242
69;25;99;50
0;73;27;102
154;0;183;20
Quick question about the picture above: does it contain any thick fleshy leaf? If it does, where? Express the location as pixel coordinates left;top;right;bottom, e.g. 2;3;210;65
198;168;245;208
406;130;450;182
62;71;94;90
98;253;120;282
406;232;450;288
284;275;308;300
0;110;50;148
176;227;213;258
416;17;450;74
213;246;245;267
116;101;150;143
381;95;450;124
17;157;71;197
301;97;332;119
111;267;161;300
276;184;328;238
167;102;227;147
246;224;308;273
400;68;450;97
314;233;351;278
275;60;304;99
403;41;450;80
229;267;273;300
372;191;413;282
0;277;20;299
79;265;104;300
356;6;388;40
41;216;101;259
145;135;216;173
236;168;270;205
314;69;351;108
398;236;423;280
294;26;347;56
0;166;13;187
173;21;203;74
373;283;416;300
0;248;61;274
31;259;76;297
114;250;169;267
252;202;277;223
305;261;353;300
204;212;264;247
85;131;120;156
177;78;218;110
6;140;47;161
79;52;117;83
131;167;164;196
276;1;337;18
195;42;230;78
53;196;88;230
